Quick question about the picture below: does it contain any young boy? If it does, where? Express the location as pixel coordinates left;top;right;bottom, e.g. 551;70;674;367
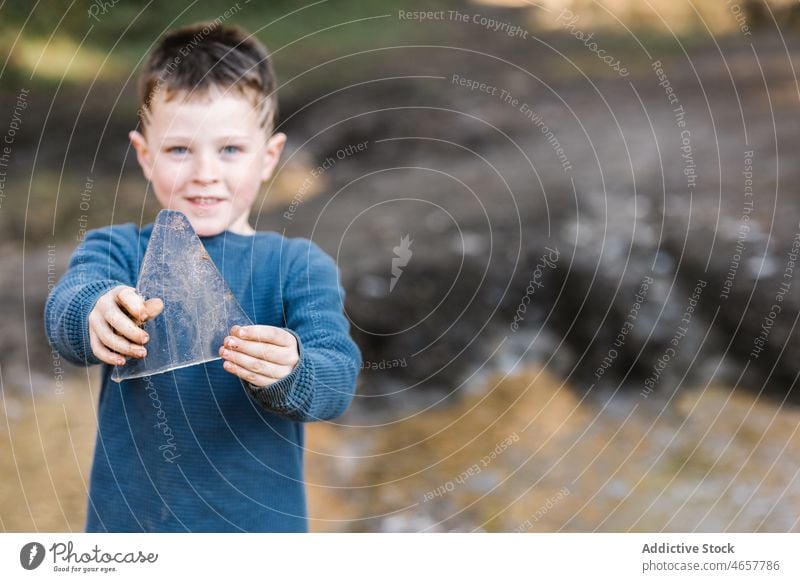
44;22;361;532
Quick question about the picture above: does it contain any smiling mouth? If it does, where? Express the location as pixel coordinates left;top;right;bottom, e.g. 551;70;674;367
186;197;225;207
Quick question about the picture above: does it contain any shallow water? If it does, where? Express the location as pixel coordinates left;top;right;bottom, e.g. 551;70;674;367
306;367;800;532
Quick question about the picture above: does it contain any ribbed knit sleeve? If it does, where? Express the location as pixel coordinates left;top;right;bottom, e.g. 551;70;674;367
44;226;138;366
245;238;361;422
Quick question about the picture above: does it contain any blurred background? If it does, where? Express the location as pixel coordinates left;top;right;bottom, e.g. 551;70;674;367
1;0;800;532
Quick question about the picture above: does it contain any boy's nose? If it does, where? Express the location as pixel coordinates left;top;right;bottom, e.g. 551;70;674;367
192;152;220;183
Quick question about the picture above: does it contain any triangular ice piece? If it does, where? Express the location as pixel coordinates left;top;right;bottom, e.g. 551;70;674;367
111;209;253;382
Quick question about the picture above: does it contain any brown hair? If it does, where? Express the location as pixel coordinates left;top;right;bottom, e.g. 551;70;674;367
136;21;278;135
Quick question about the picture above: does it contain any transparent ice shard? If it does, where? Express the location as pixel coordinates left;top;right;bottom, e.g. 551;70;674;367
111;209;253;382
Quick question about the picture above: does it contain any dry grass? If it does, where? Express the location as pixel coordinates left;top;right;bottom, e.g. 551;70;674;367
0;374;98;532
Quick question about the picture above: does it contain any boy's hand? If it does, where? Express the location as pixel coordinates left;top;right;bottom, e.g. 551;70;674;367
219;325;299;387
88;285;164;366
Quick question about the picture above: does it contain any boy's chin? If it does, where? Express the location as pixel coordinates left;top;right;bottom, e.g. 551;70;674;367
193;225;227;238
162;206;249;237
183;216;227;238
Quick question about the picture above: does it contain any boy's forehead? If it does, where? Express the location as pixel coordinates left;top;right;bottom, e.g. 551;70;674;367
149;87;254;116
144;87;270;135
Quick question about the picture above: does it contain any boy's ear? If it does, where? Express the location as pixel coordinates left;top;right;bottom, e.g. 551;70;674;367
261;132;287;182
129;130;154;181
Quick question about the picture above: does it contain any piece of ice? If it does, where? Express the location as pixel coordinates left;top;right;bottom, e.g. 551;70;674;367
111;209;253;382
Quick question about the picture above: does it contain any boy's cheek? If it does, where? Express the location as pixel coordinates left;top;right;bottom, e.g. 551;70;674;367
154;169;186;190
152;158;186;177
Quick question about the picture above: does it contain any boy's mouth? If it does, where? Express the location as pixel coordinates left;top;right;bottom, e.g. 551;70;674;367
186;196;224;208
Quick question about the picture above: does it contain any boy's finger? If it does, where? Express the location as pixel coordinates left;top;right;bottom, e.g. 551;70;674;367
143;297;164;320
232;325;293;346
96;319;147;358
221;359;276;388
116;287;147;321
105;304;149;345
223;336;296;366
90;332;126;366
219;346;290;380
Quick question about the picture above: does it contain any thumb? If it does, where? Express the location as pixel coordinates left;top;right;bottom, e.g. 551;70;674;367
143;297;164;320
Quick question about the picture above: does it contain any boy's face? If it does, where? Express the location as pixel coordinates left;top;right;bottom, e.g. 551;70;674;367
129;87;285;237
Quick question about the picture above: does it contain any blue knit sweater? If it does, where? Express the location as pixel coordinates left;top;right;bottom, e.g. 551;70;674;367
44;222;361;532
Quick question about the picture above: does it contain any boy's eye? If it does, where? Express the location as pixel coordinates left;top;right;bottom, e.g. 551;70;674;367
167;146;188;155
221;145;241;154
